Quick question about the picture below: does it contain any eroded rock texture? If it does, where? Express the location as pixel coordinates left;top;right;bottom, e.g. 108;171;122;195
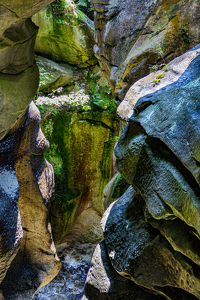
0;1;61;298
0;0;55;74
92;0;200;100
0;0;54;140
0;102;61;300
83;45;200;300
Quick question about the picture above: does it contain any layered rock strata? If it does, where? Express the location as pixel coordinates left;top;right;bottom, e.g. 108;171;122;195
92;0;200;100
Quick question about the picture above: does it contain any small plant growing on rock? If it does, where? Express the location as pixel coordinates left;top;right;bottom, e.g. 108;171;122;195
151;43;169;85
153;73;164;85
156;42;164;61
164;65;168;72
156;73;163;79
149;42;169;75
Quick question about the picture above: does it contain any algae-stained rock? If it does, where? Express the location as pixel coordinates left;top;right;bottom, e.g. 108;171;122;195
41;111;119;244
0;62;39;141
0;18;38;74
36;56;76;93
32;5;97;68
92;0;200;100
106;44;200;299
0;0;54;74
0;102;61;300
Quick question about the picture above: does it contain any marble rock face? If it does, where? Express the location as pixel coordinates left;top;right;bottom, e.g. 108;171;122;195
83;44;200;300
91;0;200;100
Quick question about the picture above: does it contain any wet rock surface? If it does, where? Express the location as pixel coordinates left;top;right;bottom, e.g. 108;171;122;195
82;240;167;300
101;188;200;299
41;111;119;244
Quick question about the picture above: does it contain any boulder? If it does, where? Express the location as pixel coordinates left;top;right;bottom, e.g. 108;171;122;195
41;111;119;244
99;44;200;299
82;240;165;300
0;102;61;300
101;187;200;300
36;56;76;94
32;4;97;68
92;0;200;100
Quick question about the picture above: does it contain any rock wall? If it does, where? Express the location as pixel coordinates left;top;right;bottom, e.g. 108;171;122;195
32;4;97;68
0;0;62;298
92;0;200;100
41;111;119;244
83;44;200;300
0;102;61;300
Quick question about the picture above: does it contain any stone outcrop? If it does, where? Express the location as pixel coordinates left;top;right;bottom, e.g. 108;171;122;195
0;0;57;141
92;0;200;100
0;0;54;74
32;4;97;68
83;240;166;300
0;0;62;297
0;122;24;285
0;62;39;141
0;101;61;300
41;111;119;244
83;44;200;300
36;56;76;94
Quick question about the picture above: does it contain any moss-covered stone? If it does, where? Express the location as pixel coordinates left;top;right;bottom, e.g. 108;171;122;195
0;62;39;141
0;0;53;74
36;55;76;93
32;5;97;68
42;110;119;244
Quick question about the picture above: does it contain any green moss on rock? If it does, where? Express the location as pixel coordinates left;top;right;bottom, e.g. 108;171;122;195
42;110;119;243
32;5;97;68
